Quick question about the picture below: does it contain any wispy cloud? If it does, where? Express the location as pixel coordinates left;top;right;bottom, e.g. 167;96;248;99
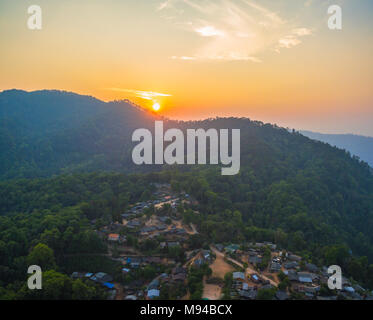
107;88;172;100
195;25;225;37
157;0;315;62
171;55;196;60
277;27;313;50
157;0;173;11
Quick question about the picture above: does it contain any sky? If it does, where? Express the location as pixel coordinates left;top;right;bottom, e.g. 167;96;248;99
0;0;372;135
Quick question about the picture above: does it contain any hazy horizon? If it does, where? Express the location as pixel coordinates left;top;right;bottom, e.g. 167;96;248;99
2;87;373;139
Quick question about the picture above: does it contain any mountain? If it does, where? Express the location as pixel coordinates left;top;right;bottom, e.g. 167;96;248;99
301;131;373;167
0;89;160;179
1;89;373;290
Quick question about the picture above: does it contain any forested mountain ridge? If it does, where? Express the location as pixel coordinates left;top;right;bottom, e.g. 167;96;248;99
0;89;159;179
1;89;373;295
301;130;373;167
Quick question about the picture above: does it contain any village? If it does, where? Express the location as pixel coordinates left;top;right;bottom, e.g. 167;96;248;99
69;183;373;301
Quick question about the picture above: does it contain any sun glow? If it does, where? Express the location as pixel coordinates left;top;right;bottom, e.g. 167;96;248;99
152;102;161;112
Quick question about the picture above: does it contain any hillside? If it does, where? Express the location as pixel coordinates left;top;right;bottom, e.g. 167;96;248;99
1;89;373;295
301;131;373;167
0;89;160;179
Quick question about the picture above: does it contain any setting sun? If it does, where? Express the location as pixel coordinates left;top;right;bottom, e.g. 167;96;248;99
152;102;160;112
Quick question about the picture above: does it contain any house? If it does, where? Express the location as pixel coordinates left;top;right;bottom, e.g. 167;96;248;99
202;250;211;261
288;254;302;262
144;257;162;264
147;279;160;290
249;255;262;265
305;263;318;273
193;258;205;268
91;272;113;283
103;282;115;289
122;268;130;274
126;219;141;228
284;261;298;269
276;291;289;300
127;257;142;268
172;267;187;275
140;226;156;234
156;224;167;231
251;274;260;283
176;228;186;235
343;286;355;294
261;284;274;290
71;272;84;279
233;272;245;281
304;286;320;296
297;272;313;284
108;233;120;242
158;216;169;223
254;243;265;248
239;290;257;300
225;244;240;254
172;273;187;282
285;270;298;281
270;262;282;272
317;296;337;300
147;289;160;299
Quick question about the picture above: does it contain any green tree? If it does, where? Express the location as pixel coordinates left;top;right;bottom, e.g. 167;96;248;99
27;243;56;271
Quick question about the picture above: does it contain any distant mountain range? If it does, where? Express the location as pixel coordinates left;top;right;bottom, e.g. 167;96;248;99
301;131;373;167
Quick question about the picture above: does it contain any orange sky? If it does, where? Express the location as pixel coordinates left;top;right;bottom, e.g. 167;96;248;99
1;0;372;135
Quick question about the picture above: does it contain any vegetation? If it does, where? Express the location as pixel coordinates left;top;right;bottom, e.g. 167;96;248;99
1;90;373;297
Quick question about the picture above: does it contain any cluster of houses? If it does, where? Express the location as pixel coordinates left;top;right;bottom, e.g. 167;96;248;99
94;186;199;300
146;266;189;300
88;182;373;301
191;249;213;268
215;242;373;300
95;185;194;248
71;272;116;299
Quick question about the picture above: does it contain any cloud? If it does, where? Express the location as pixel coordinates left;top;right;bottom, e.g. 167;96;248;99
195;25;225;37
278;36;301;49
171;55;196;60
157;0;315;62
157;0;173;11
171;53;261;62
107;88;172;100
292;27;313;36
277;27;313;50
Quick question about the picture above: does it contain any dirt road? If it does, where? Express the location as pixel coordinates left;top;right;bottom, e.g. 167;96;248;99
210;246;278;286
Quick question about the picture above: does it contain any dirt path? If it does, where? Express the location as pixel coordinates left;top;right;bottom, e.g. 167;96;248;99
210;246;278;286
114;282;124;300
202;278;222;300
209;248;235;279
189;223;198;234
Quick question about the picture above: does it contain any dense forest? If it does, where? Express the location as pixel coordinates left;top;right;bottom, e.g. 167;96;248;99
1;90;373;297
